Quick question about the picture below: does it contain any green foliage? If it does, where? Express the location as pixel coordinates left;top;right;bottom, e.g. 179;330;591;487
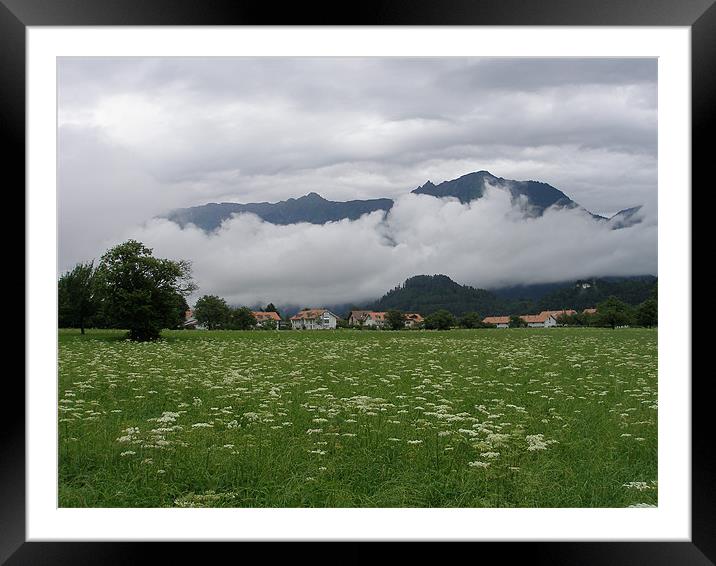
385;309;406;330
458;311;482;329
94;240;197;341
595;296;634;329
371;274;657;320
636;298;658;328
374;275;501;317
537;277;657;312
227;306;256;330
424;309;455;330
194;295;231;330
169;293;191;330
509;315;527;328
58;261;97;334
556;312;584;326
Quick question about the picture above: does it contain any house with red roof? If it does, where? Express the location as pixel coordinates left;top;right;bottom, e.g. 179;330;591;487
520;310;577;328
362;312;387;328
482;315;510;328
347;310;372;326
252;311;281;329
183;309;207;330
290;308;339;330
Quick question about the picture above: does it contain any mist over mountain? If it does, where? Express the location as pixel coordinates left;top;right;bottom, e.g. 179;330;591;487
607;206;644;229
411;170;600;217
163;170;641;232
122;169;656;309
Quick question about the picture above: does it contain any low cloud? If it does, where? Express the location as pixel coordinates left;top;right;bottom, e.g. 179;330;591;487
115;186;657;308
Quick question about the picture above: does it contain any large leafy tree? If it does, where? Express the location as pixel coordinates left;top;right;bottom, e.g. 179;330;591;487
424;309;455;330
58;261;97;334
386;309;406;330
636;297;658;328
459;311;482;329
94;240;197;341
194;295;231;330
227;306;257;330
596;296;634;329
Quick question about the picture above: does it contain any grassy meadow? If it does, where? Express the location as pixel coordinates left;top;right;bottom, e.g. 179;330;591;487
58;327;657;508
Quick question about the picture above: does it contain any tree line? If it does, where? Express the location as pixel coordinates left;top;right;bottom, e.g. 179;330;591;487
191;296;280;330
366;293;657;331
59;240;286;341
59;240;657;342
370;274;658;317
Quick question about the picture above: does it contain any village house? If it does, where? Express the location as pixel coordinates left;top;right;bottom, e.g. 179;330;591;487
482;315;510;328
520;313;551;328
252;311;281;328
183;309;206;330
362;312;387;328
290;308;340;330
520;310;577;328
347;310;372;326
583;308;598;315
404;313;424;328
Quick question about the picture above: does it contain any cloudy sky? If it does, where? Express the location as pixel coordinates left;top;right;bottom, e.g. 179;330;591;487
58;57;657;307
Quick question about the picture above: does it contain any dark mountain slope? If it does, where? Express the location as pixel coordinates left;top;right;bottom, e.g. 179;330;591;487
364;274;657;317
166;193;393;232
411;170;605;218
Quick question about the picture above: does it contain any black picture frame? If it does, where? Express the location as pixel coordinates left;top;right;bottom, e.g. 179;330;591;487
7;0;709;562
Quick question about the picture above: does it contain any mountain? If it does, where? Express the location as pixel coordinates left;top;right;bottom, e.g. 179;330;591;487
163;170;644;232
607;206;644;229
411;170;607;220
363;274;657;317
370;274;506;317
535;275;657;311
166;193;393;232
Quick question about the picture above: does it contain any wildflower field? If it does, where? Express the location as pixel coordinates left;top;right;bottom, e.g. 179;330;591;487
58;328;657;508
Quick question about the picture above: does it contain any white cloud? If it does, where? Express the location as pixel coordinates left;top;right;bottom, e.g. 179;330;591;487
57;57;658;290
116;187;657;308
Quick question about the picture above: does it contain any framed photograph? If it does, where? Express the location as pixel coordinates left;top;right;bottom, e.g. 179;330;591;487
8;0;710;562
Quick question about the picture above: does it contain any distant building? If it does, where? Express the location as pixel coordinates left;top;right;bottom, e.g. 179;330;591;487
520;314;550;328
252;311;281;328
583;308;598;315
362;312;387;328
482;315;510;329
347;310;372;326
252;311;281;322
520;310;577;328
183;309;206;330
290;308;339;330
404;313;424;328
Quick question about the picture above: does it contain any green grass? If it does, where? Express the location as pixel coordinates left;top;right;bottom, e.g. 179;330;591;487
58;327;657;508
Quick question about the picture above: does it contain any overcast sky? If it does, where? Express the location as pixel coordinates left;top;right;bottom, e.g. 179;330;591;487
58;57;657;306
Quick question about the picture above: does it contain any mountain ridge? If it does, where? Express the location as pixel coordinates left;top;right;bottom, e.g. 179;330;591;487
163;170;643;232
